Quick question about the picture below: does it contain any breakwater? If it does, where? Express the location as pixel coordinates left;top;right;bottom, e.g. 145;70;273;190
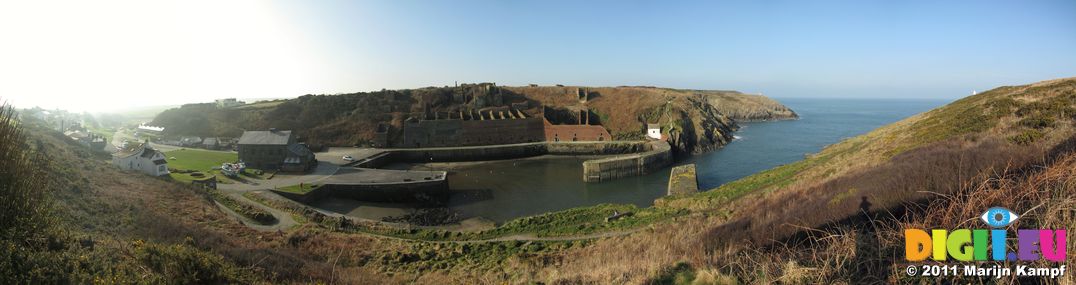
360;141;672;182
581;141;673;182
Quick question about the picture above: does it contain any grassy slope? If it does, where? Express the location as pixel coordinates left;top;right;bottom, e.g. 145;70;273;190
13;78;1074;284
659;77;1076;211
525;77;1076;283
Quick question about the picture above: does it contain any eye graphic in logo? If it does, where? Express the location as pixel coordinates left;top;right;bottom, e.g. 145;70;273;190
981;207;1019;228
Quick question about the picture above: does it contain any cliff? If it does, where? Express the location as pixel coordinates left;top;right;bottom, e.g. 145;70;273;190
151;84;797;154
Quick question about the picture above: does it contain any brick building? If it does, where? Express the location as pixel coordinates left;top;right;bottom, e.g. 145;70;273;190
400;107;611;148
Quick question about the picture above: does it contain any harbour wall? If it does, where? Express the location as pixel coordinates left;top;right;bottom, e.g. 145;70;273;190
581;141;673;182
358;141;671;182
272;179;448;204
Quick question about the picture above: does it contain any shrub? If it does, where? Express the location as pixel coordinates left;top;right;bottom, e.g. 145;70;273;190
1009;129;1045;145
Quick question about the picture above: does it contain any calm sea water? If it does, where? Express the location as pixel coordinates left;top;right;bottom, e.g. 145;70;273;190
317;98;949;223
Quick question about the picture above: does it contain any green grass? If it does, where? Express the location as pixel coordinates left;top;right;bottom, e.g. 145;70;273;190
330;203;685;241
162;149;240;185
276;183;322;194
163;149;237;171
85;126;115;142
168;172;208;184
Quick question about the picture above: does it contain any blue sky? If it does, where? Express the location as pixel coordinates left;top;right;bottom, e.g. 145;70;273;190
2;0;1075;111
279;0;1076;99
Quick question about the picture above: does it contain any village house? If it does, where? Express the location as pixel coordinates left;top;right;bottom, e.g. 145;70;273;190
237;129;316;172
647;124;662;140
136;124;164;136
180;136;203;147
64;130;107;150
111;143;169;176
201;137;219;149
215;98;245;108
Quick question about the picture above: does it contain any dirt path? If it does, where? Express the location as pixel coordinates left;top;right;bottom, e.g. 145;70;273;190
214;192;299;232
235;190;648;242
353;227;646;244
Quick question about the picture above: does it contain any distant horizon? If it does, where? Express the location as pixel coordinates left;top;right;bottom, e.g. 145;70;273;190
2;1;1074;112
12;83;999;115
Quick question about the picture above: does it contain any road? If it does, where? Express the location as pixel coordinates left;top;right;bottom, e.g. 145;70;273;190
109;128;184;152
215;161;341;192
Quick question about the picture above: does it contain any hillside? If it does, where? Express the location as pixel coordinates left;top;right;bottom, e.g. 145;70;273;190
150;84;797;154
413;78;1074;283
8;78;1074;283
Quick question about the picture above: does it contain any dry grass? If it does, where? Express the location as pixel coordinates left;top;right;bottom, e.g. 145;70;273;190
693;137;1076;284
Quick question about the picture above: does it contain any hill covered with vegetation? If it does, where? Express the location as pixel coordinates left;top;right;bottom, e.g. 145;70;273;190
150;84;797;154
6;77;1074;283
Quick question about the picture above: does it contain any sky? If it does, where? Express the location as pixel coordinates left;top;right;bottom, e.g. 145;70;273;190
1;0;1074;112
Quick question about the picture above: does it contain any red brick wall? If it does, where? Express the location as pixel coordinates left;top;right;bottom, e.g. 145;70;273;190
544;120;612;142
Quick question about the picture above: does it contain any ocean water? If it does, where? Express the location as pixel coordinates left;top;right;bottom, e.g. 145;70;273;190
321;98;949;223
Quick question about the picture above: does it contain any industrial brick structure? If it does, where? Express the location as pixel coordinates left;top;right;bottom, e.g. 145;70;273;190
400;106;611;148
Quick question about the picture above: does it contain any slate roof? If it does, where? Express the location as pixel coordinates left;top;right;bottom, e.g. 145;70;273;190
284;144;313;164
238;130;292;145
113;143;163;159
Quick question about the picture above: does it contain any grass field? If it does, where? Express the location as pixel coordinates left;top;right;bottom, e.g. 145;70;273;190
164;149;239;184
164;149;238;171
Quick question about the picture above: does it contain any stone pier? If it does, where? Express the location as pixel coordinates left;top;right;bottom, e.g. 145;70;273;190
581;140;673;182
667;164;699;195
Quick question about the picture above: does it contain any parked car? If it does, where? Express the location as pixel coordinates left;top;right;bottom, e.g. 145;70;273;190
342;155;354;161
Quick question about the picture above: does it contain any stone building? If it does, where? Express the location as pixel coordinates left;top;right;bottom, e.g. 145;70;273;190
237;129;316;171
215;98;245;108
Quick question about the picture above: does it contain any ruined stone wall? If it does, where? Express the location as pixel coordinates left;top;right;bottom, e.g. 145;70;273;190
401;117;545;148
458;117;544;145
401;110;616;148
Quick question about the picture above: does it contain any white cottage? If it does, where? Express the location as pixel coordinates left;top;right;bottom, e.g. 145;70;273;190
112;143;169;176
646;124;662;140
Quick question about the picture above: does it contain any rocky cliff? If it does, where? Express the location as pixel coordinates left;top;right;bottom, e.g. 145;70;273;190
151;84;797;154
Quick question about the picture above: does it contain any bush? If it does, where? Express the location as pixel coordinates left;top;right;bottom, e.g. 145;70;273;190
1009;129;1045;145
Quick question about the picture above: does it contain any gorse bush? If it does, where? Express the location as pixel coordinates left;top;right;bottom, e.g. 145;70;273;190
0;103;54;242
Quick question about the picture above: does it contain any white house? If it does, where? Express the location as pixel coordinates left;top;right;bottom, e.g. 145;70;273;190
646;124;662;140
136;124;164;135
112;143;169;176
215;98;246;108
